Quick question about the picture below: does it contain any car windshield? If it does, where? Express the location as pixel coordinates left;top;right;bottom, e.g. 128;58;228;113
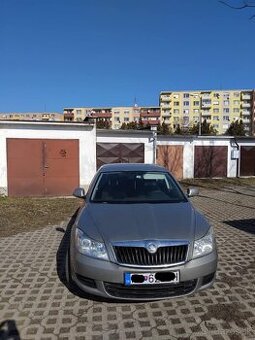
90;171;187;203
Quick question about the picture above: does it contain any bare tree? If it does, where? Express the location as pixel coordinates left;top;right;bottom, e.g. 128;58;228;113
219;0;255;19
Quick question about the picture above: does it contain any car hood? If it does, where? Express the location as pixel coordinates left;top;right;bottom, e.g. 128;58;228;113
77;202;209;243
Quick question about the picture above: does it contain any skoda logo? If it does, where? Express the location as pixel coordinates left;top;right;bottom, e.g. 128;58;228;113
146;243;158;254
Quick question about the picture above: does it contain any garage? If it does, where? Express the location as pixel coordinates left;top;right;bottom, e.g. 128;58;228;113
96;143;144;169
157;145;183;180
194;146;228;178
240;146;255;176
7;138;79;196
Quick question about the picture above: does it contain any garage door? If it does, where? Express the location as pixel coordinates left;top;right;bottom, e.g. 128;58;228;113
157;145;183;180
7;138;79;196
96;143;144;169
194;146;228;178
240;146;255;176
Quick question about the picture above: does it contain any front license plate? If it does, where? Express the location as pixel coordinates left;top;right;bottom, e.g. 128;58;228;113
124;271;179;286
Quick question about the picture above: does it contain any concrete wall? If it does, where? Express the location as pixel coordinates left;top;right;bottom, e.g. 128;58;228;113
0;121;96;195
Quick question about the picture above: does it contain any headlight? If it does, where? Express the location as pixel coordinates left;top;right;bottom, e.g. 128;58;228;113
75;228;109;260
193;227;215;259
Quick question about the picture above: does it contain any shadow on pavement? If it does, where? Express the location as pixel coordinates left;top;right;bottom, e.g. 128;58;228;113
0;320;21;340
223;219;255;235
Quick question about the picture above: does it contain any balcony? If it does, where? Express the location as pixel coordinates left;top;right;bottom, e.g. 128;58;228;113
242;94;251;100
161;102;171;108
242;102;251;108
201;93;211;99
161;95;171;101
242;118;250;123
140;111;160;118
162;113;171;118
91;112;112;118
242;110;251;116
201;101;211;108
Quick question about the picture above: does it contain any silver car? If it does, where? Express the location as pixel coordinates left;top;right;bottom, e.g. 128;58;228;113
67;163;217;300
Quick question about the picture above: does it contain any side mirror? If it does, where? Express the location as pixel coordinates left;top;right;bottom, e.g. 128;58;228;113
73;187;86;199
187;187;199;198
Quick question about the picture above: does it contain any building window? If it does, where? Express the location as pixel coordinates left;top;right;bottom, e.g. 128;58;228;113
233;92;240;97
174;101;179;106
183;93;189;98
114;111;120;115
213;93;220;98
213;108;219;113
173;94;179;99
213;116;219;120
183;109;189;114
193;101;200;106
233;108;239;113
124;117;129;122
124;111;129;115
193;109;199;113
76;110;82;115
173;109;179;114
223;108;230;113
183;101;189;106
223;116;230;121
224;100;229;106
233;100;239;105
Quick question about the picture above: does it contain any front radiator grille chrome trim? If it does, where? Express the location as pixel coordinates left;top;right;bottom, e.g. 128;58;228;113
112;240;189;268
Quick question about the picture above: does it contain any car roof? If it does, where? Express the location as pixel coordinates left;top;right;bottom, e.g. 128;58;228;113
98;163;168;173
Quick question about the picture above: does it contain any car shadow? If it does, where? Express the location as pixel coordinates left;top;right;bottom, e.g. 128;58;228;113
56;209;126;303
0;320;21;340
223;218;255;235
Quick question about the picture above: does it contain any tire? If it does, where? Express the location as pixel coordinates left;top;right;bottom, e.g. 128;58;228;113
65;247;71;285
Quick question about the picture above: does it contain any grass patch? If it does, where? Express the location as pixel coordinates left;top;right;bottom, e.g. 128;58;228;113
0;197;82;238
180;177;255;190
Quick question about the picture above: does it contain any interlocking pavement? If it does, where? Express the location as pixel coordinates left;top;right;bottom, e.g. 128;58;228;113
0;187;255;339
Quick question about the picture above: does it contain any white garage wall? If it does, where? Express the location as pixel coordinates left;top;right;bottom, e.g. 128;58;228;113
0;121;96;194
157;136;238;178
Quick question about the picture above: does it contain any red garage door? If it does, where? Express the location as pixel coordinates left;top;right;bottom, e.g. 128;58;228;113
7;139;79;196
240;146;255;176
157;145;183;180
194;146;228;178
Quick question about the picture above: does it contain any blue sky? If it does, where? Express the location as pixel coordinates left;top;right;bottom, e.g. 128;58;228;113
0;0;254;112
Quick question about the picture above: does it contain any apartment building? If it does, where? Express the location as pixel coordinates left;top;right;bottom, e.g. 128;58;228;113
140;107;161;127
63;106;160;129
160;89;255;135
0;112;63;121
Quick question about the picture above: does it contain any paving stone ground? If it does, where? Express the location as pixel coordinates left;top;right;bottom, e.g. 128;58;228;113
0;187;255;340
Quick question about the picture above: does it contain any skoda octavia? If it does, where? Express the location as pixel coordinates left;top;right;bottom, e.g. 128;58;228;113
67;163;217;300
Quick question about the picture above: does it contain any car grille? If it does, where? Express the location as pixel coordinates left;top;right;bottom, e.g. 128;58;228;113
114;244;188;266
104;280;197;299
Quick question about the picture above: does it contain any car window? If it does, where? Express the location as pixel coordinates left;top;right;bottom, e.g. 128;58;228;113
90;171;187;203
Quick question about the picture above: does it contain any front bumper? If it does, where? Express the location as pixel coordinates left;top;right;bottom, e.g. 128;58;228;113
70;247;217;301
